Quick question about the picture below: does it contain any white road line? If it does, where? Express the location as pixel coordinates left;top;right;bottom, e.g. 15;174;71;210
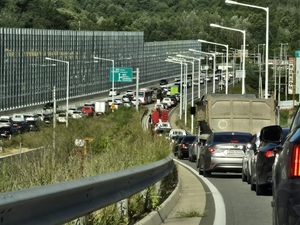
174;159;226;225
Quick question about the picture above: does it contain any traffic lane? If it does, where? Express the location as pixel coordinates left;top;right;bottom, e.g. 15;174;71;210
182;160;272;225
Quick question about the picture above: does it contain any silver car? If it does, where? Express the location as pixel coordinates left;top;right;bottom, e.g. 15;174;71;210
198;131;252;177
242;132;260;184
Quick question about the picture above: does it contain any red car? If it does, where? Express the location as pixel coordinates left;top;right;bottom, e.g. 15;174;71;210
81;106;94;117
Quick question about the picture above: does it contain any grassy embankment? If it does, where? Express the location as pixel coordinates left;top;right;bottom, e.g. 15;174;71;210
0;106;178;224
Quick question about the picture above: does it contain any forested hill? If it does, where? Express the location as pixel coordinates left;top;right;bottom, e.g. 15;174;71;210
0;0;299;52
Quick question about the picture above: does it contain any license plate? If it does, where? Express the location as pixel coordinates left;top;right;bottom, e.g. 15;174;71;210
227;150;241;154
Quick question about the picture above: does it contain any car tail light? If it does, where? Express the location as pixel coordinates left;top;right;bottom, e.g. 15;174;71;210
265;150;275;158
289;144;300;177
230;140;238;143
209;147;215;153
182;144;188;149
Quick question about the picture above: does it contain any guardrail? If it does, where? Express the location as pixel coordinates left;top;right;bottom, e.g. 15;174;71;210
0;156;174;225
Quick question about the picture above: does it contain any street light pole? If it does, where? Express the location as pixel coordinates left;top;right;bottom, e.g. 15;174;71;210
210;24;245;94
177;55;196;134
93;57;115;102
165;59;186;120
225;0;269;99
45;57;69;128
198;39;228;94
258;44;265;98
189;49;216;93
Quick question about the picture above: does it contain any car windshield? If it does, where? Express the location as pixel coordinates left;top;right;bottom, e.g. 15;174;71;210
213;134;251;143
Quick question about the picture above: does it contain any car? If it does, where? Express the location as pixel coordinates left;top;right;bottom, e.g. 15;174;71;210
0;125;18;139
23;113;40;122
26;118;40;132
172;135;185;156
258;123;300;224
71;110;85;119
108;88;120;96
250;127;290;195
124;90;133;96
242;132;260;184
43;102;58;110
170;96;178;107
12;114;25;121
204;76;212;82
81;106;94;117
159;79;168;86
12;120;30;134
154;122;171;132
198;131;252;177
0;116;13;127
177;135;197;159
122;94;133;102
68;107;78;115
57;113;67;123
188;138;200;162
162;97;172;108
169;129;186;140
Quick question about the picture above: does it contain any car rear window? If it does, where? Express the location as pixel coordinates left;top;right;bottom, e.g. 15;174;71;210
214;134;251;143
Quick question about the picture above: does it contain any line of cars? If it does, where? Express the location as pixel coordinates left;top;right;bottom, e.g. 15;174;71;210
0;113;41;139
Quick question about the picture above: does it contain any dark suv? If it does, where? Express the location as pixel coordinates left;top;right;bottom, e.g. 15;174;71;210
0;125;18;139
266;105;300;224
12;121;30;134
159;79;168;85
43;102;58;110
177;135;197;159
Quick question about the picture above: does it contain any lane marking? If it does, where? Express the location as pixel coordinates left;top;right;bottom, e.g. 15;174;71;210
174;159;226;225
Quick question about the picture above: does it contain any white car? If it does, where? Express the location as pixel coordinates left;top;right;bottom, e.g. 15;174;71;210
109;88;120;96
162;98;172;107
154;122;172;131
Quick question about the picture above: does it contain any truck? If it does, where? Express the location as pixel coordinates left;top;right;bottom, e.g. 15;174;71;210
94;101;109;115
150;107;170;136
170;85;179;96
196;93;276;136
195;93;277;168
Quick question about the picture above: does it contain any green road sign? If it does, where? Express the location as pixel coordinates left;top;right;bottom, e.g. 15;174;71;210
110;67;133;82
295;50;300;58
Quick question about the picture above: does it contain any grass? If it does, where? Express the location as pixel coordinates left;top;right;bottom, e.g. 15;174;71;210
176;209;207;218
0;106;178;225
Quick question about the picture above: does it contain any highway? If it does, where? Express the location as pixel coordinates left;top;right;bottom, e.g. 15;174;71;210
182;160;272;225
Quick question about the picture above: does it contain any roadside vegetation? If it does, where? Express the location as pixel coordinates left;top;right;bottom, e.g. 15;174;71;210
0;106;178;224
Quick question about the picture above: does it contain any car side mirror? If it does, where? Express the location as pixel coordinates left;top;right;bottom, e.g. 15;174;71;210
260;125;282;143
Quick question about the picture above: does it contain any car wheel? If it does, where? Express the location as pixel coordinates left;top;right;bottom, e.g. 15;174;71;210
250;174;255;191
196;159;200;168
191;156;195;163
242;170;247;182
246;171;251;184
256;183;270;196
203;168;211;177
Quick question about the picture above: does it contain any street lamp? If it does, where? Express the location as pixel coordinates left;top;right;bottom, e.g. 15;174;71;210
176;54;196;134
189;49;216;93
167;57;189;126
165;58;185;120
93;57;115;102
258;44;265;98
198;39;229;94
210;23;246;94
225;0;269;99
45;57;69;128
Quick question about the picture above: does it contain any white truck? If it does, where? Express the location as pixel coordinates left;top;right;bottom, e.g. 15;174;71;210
94;101;109;115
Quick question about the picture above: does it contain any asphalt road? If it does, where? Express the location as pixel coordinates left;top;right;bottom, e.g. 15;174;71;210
182;160;272;225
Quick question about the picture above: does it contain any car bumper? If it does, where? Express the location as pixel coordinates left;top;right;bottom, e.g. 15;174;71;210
207;157;243;172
